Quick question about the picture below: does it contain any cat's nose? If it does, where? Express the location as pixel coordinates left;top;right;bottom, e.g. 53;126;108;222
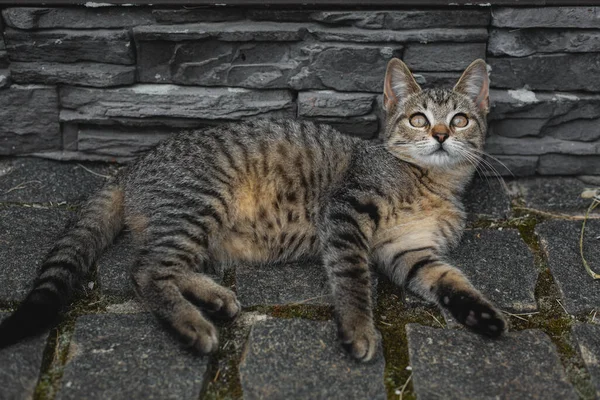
432;124;449;143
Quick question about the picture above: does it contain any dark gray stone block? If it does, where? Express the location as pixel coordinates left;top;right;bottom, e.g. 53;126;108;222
2;7;156;29
450;229;537;312
573;323;600;398
247;9;315;22
463;178;512;220
311;10;491;29
97;232;136;298
489;54;600;91
10;62;136;87
0;206;73;302
77;125;171;157
0;313;49;400
412;71;462;89
152;8;244;23
485;155;539;177
536;220;600;314
60;85;295;120
0;69;11;88
404;43;487;72
0;50;8;69
5;28;134;65
489;29;600;57
407;324;578;400
492;7;600;28
488;118;547;138
300;114;380;139
0;84;60;155
516;177;600;214
298;91;376;118
539;154;600;175
239;319;385;400
307;26;488;43
56;314;209;400
485;135;600;156
0;157;117;203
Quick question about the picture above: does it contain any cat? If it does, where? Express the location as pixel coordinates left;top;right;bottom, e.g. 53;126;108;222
0;58;505;362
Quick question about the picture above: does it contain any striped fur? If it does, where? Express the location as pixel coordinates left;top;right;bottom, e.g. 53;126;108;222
0;59;505;361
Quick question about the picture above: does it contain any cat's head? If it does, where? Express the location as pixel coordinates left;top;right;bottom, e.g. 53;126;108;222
382;58;489;169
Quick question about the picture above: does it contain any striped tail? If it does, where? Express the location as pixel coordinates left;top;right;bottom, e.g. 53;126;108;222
0;181;125;347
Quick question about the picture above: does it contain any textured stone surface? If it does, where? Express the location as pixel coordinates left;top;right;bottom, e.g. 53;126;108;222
97;232;136;298
449;229;537;313
492;7;600;28
5;28;134;65
10;62;136;87
412;71;462;89
2;7;156;29
0;69;11;88
539;155;600;175
0;206;73;302
514;177;598;214
404;43;487;72
56;314;209;400
153;9;244;23
485;155;539;177
486;135;600;156
488;118;547;139
463;178;512;220
307;26;488;43
298;91;376;117
77;125;171;157
536;220;600;314
0;50;8;69
0;84;60;155
489;54;600;91
0;313;49;400
247;9;314;22
240;319;385;400
137;39;401;92
311;10;491;29
302;114;380;139
489;29;600;57
60;85;294;120
0;157;116;203
573;323;600;398
407;324;577;400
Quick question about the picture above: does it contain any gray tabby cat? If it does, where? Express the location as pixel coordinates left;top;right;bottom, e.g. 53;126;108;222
0;58;505;362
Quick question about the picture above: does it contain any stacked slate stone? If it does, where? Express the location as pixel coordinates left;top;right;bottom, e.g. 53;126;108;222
487;7;600;177
0;6;598;180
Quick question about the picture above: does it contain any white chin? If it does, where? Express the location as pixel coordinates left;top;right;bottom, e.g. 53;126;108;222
417;151;457;167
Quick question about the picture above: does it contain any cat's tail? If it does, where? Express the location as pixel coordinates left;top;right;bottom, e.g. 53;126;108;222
0;180;125;347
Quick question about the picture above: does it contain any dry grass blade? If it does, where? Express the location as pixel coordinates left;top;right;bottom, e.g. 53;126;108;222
76;163;111;179
399;373;412;400
4;180;42;194
425;310;445;328
580;195;600;280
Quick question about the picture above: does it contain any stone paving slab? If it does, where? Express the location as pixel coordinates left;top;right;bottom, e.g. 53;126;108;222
406;324;577;400
96;232;136;298
0;206;73;302
406;229;537;314
572;323;600;398
513;177;599;215
239;318;385;400
536;219;600;314
0;313;49;400
56;313;209;400
0;157;118;204
463;177;512;221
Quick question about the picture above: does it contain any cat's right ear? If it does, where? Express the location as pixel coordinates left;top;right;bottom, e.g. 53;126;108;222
383;58;421;112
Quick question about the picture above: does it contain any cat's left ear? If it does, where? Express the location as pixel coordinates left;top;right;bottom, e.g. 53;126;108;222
454;59;490;114
383;58;421;112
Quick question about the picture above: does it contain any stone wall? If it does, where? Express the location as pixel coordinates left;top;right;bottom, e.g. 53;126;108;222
0;5;599;177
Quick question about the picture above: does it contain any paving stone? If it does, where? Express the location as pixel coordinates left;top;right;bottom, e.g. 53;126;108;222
536;220;600;314
404;43;487;72
514;177;600;214
5;28;135;65
10;62;136;87
489;54;600;92
60;85;295;120
573;323;600;398
0;206;73;302
450;229;537;313
489;29;600;57
492;7;600;28
56;314;209;400
97;232;136;298
0;157;117;203
298;91;376;118
310;10;491;29
463;177;512;220
539;154;600;176
0;84;60;155
2;7;156;29
406;324;578;400
239;318;385;400
0;313;49;400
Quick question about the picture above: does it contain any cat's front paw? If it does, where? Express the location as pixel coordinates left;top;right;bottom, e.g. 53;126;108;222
337;317;380;362
442;291;506;337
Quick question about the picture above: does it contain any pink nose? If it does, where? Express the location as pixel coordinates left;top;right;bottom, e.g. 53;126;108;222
432;132;449;143
431;124;450;143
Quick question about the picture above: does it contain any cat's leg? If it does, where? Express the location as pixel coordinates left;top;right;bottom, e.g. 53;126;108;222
381;246;505;336
322;203;379;362
131;233;240;354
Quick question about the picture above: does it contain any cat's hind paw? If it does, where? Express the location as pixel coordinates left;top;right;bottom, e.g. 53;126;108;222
442;291;506;337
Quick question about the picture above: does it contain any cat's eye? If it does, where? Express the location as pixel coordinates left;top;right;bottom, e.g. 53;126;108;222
451;114;469;128
409;114;429;128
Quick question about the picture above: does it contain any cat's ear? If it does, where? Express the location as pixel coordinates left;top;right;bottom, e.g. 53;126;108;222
454;59;490;114
383;58;421;112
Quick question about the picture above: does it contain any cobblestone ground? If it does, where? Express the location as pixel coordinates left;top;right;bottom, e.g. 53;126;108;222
0;157;599;400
